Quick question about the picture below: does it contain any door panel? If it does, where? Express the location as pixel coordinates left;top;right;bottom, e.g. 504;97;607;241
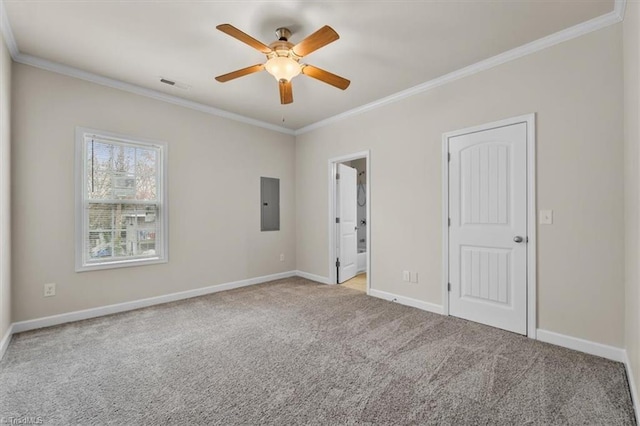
449;122;527;334
460;247;510;305
338;164;357;283
462;144;510;225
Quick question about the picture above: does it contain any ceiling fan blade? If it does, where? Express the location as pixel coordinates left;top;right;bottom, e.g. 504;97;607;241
301;65;350;90
215;64;265;82
279;80;293;104
216;24;272;54
291;25;339;57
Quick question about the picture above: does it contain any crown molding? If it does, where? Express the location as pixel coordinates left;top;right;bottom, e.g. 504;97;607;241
13;53;296;135
615;0;627;21
294;1;627;135
0;0;18;58
0;0;626;136
1;0;294;135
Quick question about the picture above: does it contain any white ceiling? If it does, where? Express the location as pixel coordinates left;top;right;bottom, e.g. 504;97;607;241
4;0;614;130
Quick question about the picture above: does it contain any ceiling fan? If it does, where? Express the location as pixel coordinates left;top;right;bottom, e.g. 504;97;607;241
215;24;350;104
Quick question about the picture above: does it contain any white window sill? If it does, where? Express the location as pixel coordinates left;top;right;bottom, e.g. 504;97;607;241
75;257;167;273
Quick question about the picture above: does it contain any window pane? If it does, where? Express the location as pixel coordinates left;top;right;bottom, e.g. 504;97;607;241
87;203;159;261
86;141;113;199
135;147;157;200
86;140;158;201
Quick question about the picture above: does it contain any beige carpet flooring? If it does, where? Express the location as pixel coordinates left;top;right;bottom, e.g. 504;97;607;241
0;277;636;425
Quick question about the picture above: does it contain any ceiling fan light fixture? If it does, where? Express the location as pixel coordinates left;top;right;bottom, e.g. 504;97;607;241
264;56;301;82
215;24;349;104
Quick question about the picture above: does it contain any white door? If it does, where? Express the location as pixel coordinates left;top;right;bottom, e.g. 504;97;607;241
448;122;528;334
338;164;358;283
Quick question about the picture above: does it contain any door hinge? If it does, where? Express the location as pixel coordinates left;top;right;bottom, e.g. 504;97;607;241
447;283;451;292
336;173;340;179
448;152;451;162
336;217;340;223
336;258;340;268
448;218;451;227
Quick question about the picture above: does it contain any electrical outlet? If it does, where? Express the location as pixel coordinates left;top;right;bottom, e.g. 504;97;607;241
280;254;285;262
410;272;418;283
402;271;410;282
44;283;56;297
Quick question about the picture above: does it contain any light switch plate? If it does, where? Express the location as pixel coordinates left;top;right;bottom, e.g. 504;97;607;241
410;272;418;283
402;271;410;282
539;210;553;225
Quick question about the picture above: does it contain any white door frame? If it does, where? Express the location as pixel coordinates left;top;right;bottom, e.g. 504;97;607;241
328;151;371;294
442;114;537;338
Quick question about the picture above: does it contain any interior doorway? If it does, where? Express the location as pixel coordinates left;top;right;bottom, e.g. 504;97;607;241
329;151;370;294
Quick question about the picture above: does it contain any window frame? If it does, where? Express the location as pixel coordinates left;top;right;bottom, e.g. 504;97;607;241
75;127;169;272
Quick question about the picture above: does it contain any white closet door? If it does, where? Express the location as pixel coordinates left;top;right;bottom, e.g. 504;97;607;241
448;122;528;335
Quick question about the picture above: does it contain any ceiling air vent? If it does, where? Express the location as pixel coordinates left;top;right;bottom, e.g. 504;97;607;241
158;77;190;90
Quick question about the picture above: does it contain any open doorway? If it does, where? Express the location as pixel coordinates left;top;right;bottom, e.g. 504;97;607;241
328;151;370;294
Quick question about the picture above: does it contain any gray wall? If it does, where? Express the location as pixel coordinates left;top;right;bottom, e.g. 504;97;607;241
296;25;624;347
11;64;296;322
624;1;640;404
0;33;11;340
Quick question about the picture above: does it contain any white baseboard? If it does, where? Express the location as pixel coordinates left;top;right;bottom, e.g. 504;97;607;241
536;329;625;362
295;270;331;284
623;351;640;424
11;271;297;334
536;330;638;420
0;324;13;361
368;289;444;315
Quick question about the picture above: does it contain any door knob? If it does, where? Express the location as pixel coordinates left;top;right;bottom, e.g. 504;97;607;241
514;236;524;243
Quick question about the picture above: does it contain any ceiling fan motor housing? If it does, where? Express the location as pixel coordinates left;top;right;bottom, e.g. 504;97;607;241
268;40;295;57
275;27;292;41
269;28;301;60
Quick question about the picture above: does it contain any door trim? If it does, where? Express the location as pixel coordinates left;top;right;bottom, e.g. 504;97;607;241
441;114;536;338
328;151;371;294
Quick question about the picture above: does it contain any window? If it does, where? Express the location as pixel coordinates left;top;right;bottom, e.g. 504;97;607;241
75;128;167;271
